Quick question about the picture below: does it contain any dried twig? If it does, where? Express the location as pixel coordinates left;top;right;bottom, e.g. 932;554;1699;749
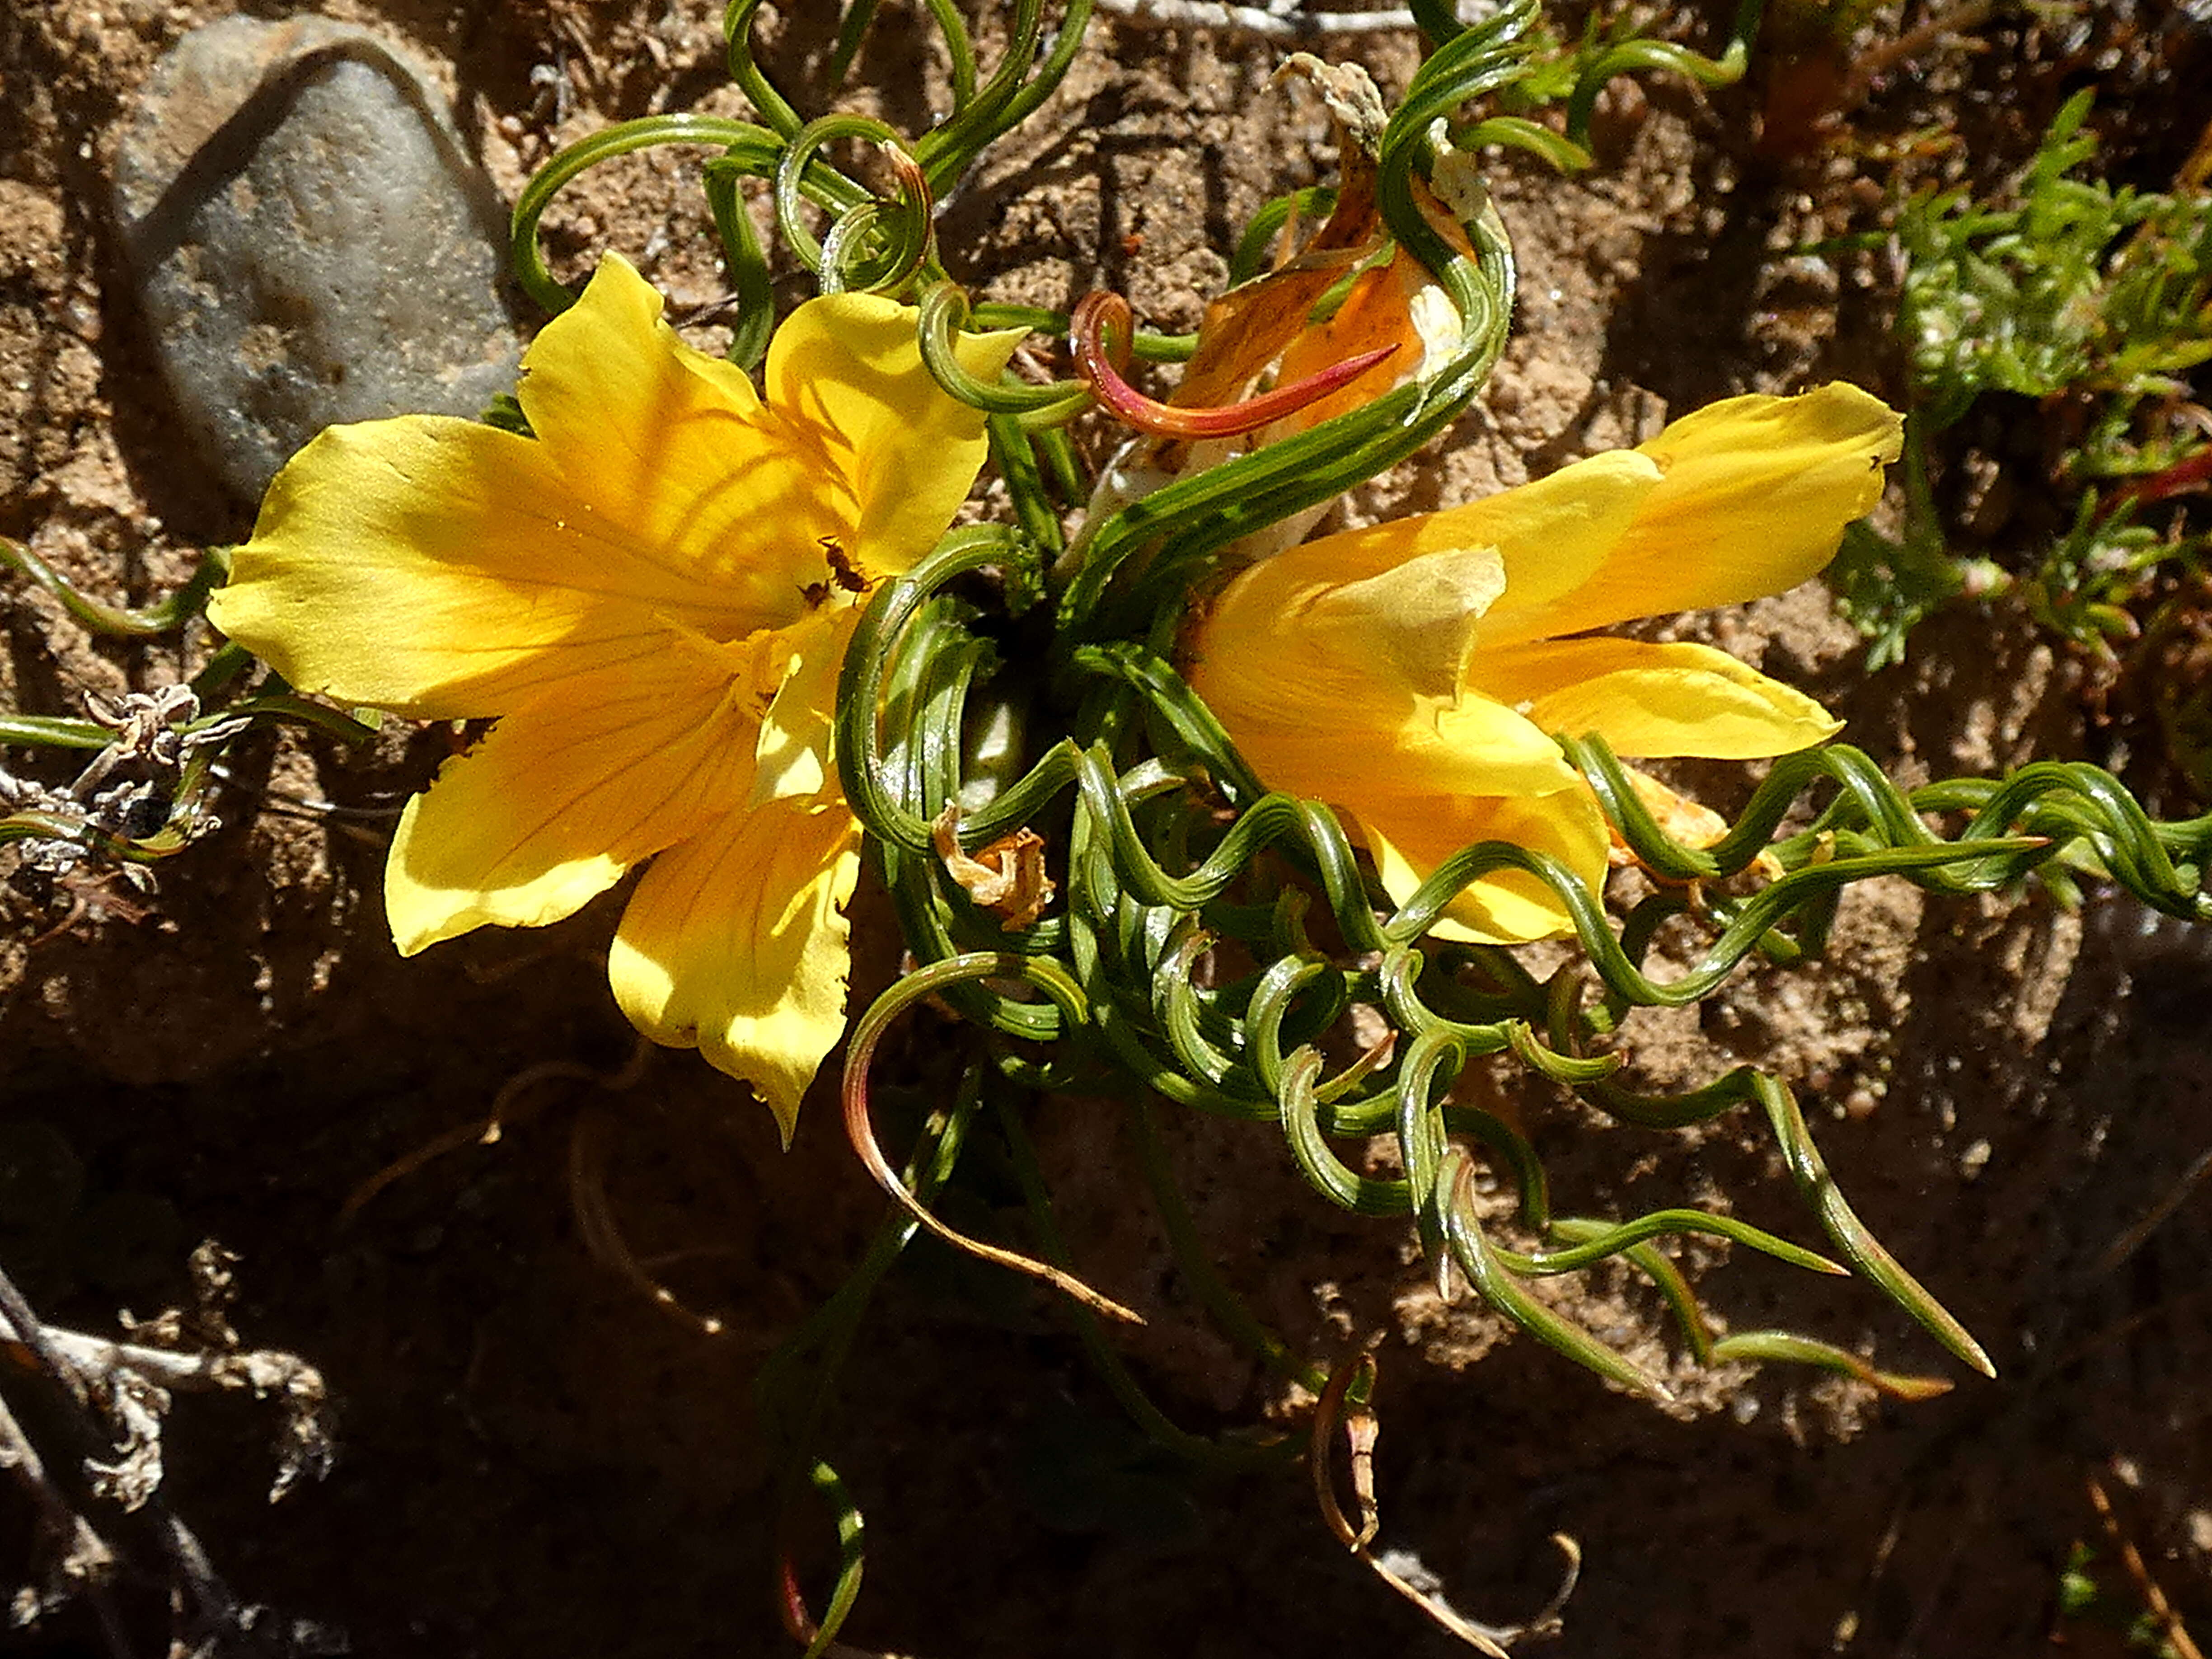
2090;1143;2212;1277
0;1247;337;1653
0;1389;130;1655
1310;1346;1577;1654
1094;0;1495;37
0;1258;239;1640
2086;1468;2206;1659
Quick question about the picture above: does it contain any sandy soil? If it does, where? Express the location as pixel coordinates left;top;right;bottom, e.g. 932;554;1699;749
3;2;2209;1656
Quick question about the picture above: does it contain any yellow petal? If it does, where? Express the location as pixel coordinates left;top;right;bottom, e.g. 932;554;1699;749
521;251;763;442
1303;543;1506;696
1473;637;1842;759
1354;787;1611;946
1412;695;1590;801
516;253;854;623
1193;534;1511;717
1226;450;1661;661
211;256;1004;720
208;418;704;717
1195;669;1577;812
751;609;857;809
1193;539;1576;806
210;258;847;718
1620;768;1730;852
1489;383;1904;642
608;798;863;1142
383;635;766;953
768;294;1024;577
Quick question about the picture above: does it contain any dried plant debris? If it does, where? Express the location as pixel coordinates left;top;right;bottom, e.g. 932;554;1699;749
0;1243;337;1654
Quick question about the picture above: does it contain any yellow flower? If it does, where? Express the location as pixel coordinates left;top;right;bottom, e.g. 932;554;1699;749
1185;384;1905;945
208;254;1020;1135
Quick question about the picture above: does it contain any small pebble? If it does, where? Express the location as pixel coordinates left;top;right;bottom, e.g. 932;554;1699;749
112;16;521;504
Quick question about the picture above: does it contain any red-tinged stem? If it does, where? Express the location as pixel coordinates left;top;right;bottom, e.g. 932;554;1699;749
886;144;929;204
776;1551;816;1646
2109;446;2212;509
1310;1347;1379;1552
840;958;1145;1326
1070;290;1400;439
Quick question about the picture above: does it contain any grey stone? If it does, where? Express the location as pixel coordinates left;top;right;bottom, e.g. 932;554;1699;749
113;16;521;505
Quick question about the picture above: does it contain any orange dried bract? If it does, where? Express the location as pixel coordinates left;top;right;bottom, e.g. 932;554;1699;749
1071;290;1398;440
932;801;1055;930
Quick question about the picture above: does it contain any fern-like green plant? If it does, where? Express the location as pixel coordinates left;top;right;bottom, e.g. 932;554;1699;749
1834;89;2211;667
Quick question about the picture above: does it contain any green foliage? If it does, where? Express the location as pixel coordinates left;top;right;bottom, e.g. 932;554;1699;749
1835;89;2212;668
2058;1541;2104;1618
1898;91;2212;431
2054;1542;2192;1658
1828;441;2001;671
1765;0;1886;45
1467;0;1763;164
477;390;534;436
